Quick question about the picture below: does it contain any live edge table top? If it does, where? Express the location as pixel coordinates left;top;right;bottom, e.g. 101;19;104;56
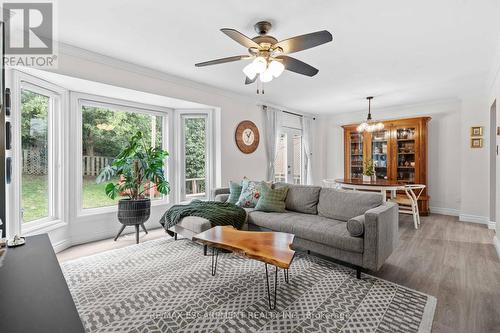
192;226;295;269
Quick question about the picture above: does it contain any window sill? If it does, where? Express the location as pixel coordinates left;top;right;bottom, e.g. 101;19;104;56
77;199;170;218
22;219;68;236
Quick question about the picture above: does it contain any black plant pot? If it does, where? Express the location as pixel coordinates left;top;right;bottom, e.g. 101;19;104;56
114;198;151;244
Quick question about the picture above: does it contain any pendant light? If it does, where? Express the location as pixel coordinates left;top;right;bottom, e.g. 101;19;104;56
357;96;384;132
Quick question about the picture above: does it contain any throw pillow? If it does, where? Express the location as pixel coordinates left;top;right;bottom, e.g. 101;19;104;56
227;181;243;204
255;182;289;213
347;214;365;237
236;179;263;208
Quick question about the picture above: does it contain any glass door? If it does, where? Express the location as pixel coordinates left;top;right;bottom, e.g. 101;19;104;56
396;127;417;184
349;132;364;179
274;128;304;184
371;129;390;180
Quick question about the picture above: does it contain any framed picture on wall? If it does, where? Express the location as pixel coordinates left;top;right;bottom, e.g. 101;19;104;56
471;138;483;148
470;126;483;137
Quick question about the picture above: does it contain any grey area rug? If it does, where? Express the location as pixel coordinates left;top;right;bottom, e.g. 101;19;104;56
62;237;436;333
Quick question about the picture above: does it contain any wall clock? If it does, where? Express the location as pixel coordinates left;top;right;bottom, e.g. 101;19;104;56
235;120;260;154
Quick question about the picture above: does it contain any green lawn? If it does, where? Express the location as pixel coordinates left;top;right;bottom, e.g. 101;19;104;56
22;174;49;222
22;175;119;222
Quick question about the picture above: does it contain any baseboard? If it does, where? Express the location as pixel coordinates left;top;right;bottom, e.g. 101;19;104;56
459;213;490;226
52;239;71;253
429;206;459;216
493;235;500;259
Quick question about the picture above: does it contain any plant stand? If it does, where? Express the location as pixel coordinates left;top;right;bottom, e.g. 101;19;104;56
114;223;148;244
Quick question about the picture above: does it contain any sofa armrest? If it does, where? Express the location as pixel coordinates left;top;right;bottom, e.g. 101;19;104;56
211;187;230;201
214;193;230;203
362;202;399;271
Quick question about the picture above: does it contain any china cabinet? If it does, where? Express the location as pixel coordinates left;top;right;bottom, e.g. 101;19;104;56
342;117;431;214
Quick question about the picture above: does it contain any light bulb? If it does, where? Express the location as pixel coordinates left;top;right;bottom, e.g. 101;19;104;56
243;63;257;80
357;122;367;132
260;68;273;83
252;56;267;74
376;122;384;130
268;60;284;78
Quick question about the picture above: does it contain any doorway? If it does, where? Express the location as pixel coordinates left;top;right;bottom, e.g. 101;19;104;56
274;128;304;184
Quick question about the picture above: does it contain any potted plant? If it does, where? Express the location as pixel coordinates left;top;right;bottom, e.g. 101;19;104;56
97;131;170;243
363;158;375;182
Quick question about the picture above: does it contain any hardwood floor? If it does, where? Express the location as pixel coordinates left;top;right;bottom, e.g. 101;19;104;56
57;214;500;333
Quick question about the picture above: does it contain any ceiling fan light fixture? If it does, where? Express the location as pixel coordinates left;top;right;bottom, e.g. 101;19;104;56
243;63;257;80
252;56;267;74
269;60;284;78
260;68;274;83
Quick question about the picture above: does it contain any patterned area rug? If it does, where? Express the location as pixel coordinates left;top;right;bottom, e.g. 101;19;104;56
62;237;436;333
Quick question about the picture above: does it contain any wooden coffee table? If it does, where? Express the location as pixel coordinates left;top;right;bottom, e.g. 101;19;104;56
192;226;295;310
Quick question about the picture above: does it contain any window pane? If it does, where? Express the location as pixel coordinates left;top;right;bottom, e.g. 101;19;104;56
183;116;206;199
274;133;287;183
81;105;163;209
292;134;303;184
21;89;50;222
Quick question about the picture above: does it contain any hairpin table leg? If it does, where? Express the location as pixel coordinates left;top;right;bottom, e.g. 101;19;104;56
265;263;278;310
211;247;219;276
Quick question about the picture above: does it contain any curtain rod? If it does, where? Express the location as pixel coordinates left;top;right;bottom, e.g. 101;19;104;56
261;105;316;120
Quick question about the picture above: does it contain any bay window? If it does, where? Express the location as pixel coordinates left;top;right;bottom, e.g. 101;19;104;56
78;98;168;211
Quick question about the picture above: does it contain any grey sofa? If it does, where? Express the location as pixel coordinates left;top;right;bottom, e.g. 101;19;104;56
213;183;399;276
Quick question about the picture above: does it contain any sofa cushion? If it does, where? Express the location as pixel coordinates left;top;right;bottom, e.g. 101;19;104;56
317;188;383;222
275;183;321;214
236;179;262;208
247;211;363;253
227;181;242;204
255;182;289;213
347;214;365;237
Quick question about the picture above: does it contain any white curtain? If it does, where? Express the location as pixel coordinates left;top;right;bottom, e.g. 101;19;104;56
301;116;313;185
263;105;282;181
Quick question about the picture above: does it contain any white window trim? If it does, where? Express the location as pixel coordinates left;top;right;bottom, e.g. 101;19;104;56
71;92;174;217
9;70;69;236
175;109;214;203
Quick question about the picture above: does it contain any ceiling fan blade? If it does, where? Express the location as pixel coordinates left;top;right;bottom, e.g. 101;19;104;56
221;28;260;49
276;56;319;76
274;30;332;54
195;55;248;67
245;74;258;85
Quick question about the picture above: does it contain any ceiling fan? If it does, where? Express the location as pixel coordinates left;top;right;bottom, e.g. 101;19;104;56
195;21;333;92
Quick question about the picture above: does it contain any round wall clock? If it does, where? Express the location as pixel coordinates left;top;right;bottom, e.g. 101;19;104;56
235;120;260;154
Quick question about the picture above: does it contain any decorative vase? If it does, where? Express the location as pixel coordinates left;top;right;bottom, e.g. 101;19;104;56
117;198;151;226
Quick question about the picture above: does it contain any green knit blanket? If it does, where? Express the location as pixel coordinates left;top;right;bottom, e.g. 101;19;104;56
159;200;247;231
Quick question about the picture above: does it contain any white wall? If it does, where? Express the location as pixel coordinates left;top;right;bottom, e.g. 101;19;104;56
318;99;477;217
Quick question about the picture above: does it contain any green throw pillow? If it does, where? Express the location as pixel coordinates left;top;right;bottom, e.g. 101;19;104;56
227;181;243;204
255;182;289;213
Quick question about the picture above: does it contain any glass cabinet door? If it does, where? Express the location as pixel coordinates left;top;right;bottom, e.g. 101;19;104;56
396;127;416;184
349;132;363;179
371;130;389;180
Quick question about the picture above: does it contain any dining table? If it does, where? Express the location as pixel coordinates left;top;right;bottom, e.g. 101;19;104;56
323;178;404;202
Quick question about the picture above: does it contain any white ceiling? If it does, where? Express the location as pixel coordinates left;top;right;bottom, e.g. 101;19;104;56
56;0;500;114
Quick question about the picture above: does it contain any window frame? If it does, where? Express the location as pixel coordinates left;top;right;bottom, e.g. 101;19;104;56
10;72;67;235
176;110;214;203
72;92;173;217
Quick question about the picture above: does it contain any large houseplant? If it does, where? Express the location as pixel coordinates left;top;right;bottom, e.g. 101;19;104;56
97;131;170;241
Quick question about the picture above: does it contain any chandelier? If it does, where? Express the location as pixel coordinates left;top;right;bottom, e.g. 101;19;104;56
357;96;384;132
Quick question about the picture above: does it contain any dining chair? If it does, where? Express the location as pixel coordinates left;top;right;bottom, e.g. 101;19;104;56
391;184;426;229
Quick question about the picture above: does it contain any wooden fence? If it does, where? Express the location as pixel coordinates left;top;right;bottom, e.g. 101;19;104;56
82;156;113;176
22;149;47;175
